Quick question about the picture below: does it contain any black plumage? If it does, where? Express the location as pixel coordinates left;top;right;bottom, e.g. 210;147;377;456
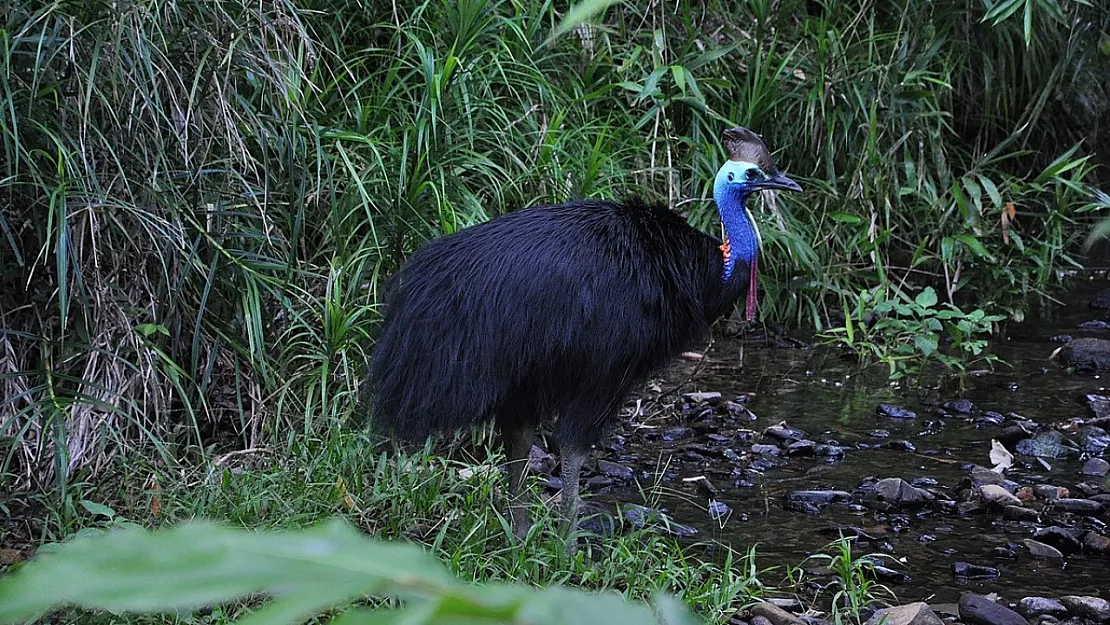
367;128;799;538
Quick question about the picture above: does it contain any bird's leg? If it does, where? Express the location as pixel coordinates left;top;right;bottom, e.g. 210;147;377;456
501;422;535;540
558;445;587;553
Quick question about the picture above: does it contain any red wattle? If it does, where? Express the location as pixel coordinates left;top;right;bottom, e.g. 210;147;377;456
745;254;759;321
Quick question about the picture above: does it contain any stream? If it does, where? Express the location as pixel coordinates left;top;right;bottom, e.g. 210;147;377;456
593;278;1110;604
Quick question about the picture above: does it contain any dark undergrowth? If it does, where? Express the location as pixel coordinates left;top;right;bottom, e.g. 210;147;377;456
1;0;1109;621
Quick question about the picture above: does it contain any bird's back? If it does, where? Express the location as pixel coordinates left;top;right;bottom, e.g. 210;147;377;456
368;198;748;443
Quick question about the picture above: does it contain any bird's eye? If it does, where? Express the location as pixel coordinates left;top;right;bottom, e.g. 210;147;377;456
745;169;760;181
727;172;735;182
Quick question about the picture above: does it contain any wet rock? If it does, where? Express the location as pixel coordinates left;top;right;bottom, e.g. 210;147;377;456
1053;498;1104;514
1082;458;1110;476
1059;596;1110;622
874;477;935;507
750;617;771;625
528;445;555;474
979;484;1023;507
764;424;809;443
708;500;730;520
621;504;698;538
585;475;614;490
990;544;1019;558
787;490;853;506
865;602;944;625
750;602;806;625
1016;431;1077;459
787;440;817;456
1090;288;1110;309
942;399;977;414
877;403;917;419
765;598;804;612
751;444;782;455
1019;598;1069;619
969;466;1016;488
885;439;917;452
1032;527;1083;553
997;422;1038;447
663;427;694;441
1003;505;1040;521
958;593;1029;625
1087;395;1110;420
1077;425;1110;455
953;563;1001;580
1034;484;1069;501
597;460;634;480
1056;337;1110;372
815;443;845;458
1023;539;1064;559
1082;530;1110;554
683;391;722;404
1080;320;1110;329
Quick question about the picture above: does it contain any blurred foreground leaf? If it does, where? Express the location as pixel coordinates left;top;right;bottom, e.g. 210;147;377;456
0;519;702;625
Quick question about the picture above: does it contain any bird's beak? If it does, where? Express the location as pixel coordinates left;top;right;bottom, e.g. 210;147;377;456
757;172;802;193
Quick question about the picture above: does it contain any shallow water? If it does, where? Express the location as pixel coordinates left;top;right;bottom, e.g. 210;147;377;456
604;280;1110;603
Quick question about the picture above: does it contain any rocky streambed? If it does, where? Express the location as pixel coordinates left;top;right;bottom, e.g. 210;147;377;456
522;281;1110;622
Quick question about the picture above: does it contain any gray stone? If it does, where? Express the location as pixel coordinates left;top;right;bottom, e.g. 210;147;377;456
959;593;1030;625
1082;530;1110;554
1058;337;1110;372
1081;458;1110;477
750;602;806;625
979;484;1023;507
875;477;935;506
1033;484;1069;501
597;459;634;480
865;603;944;625
1019;598;1069;619
1003;505;1040;521
1059;596;1110;622
1053;498;1104;514
1023;539;1064;559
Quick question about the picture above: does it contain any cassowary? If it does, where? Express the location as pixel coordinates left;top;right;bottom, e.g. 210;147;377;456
368;127;800;538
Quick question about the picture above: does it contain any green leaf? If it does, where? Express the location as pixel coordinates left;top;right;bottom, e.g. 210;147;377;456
914;287;938;309
913;335;938;357
0;520;698;625
546;0;623;45
78;500;116;520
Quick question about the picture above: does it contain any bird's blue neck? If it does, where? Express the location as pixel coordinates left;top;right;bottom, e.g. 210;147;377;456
713;184;758;283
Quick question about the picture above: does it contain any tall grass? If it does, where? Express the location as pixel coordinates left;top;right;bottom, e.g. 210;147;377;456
1;0;1106;492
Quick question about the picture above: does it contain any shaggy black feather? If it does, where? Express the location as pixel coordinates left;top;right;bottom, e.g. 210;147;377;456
368;197;748;452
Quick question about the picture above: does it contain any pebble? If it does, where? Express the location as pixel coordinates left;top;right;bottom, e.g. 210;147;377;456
751;444;781;455
662;426;694;441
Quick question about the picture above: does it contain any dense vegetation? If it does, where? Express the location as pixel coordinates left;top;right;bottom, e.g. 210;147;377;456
0;0;1108;620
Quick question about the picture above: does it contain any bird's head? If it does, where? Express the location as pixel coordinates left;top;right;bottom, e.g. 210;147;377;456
713;127;801;200
712;127;801;322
